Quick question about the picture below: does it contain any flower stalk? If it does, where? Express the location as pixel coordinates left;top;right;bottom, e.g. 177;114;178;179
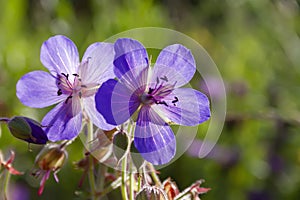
95;176;123;198
3;171;11;200
121;154;128;200
87;119;97;200
137;171;142;192
147;163;161;186
129;161;135;200
96;163;107;192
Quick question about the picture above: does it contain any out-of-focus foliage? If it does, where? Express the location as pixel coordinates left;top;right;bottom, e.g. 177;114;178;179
0;0;300;199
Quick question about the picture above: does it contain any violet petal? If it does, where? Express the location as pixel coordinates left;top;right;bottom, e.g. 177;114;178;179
42;101;82;141
152;88;210;126
134;106;176;165
16;71;67;108
151;44;196;88
114;38;149;85
40;35;79;76
95;79;140;125
81;42;115;84
82;95;115;130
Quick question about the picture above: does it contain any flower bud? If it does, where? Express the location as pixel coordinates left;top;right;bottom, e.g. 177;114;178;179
112;131;129;161
136;185;168;200
7;116;48;144
35;144;67;171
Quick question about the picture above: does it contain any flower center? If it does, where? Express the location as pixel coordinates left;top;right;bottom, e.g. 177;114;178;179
56;73;81;104
139;75;179;107
56;75;99;104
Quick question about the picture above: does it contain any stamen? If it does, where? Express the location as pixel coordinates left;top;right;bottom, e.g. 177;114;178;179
79;92;82;98
160;76;168;82
81;85;87;88
65;95;72;104
72;73;79;77
148;88;154;94
155;100;168;107
156;77;160;85
61;73;69;80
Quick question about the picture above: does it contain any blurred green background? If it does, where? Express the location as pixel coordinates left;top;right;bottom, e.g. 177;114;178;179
1;0;300;199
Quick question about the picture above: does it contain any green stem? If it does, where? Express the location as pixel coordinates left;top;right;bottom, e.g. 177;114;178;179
121;155;128;200
129;161;135;200
96;176;123;198
3;172;11;200
96;163;107;198
137;170;142;192
147;163;161;186
87;120;96;200
88;155;96;200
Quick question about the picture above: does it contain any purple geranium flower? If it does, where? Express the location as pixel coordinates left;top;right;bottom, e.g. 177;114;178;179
95;38;211;165
17;35;115;141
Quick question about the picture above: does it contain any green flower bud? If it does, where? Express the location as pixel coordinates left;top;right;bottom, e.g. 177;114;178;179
7;116;48;144
35;144;67;171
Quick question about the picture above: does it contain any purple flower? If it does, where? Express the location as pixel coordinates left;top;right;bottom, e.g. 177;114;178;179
16;35;115;141
95;38;211;165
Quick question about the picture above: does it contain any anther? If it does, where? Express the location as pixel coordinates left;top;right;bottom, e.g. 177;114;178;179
65;95;72;104
160;76;168;82
172;96;179;106
57;89;62;96
148;88;154;94
61;73;69;80
72;73;79;77
155;100;168;107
